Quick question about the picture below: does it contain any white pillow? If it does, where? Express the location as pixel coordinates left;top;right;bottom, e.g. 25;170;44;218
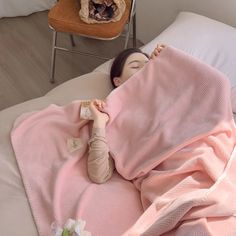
142;11;236;112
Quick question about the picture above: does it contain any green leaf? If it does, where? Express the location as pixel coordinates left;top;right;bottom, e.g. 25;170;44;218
62;228;69;236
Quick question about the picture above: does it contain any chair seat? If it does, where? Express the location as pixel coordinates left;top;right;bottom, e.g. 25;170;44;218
48;0;131;39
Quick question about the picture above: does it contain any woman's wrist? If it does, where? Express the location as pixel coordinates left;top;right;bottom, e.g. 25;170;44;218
93;118;107;128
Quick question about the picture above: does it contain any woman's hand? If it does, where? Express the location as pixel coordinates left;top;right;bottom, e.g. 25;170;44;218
89;99;109;128
150;44;166;59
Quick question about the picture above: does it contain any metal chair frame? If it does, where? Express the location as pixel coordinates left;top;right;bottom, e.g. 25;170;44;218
49;0;137;83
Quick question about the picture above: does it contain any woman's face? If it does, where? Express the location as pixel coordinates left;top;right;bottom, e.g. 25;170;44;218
113;52;149;87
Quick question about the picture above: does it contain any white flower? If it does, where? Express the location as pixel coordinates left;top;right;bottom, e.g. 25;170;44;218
51;221;63;236
64;218;76;232
51;218;91;236
74;224;81;235
75;219;86;232
73;219;91;236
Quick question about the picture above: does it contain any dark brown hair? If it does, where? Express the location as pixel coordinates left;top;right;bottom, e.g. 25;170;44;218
110;48;149;88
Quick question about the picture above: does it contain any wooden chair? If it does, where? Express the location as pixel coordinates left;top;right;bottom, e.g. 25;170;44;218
48;0;137;83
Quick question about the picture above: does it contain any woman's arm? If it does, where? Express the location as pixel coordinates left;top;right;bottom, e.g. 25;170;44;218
87;100;114;184
88;127;114;184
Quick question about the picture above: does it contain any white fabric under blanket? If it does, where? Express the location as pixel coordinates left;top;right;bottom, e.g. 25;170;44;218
0;0;56;18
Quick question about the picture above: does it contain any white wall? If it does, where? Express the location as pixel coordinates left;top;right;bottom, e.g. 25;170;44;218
136;0;236;43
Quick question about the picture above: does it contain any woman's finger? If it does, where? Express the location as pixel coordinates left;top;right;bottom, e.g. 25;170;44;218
101;101;106;109
157;44;166;49
94;99;105;110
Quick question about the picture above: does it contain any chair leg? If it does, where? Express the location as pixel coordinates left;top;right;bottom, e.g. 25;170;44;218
69;34;76;47
124;7;137;49
124;23;131;49
132;13;137;48
50;30;57;83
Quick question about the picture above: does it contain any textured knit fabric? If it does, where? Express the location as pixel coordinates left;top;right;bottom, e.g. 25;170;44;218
88;127;114;183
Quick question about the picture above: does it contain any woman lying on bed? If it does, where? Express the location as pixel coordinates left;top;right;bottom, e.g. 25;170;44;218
87;45;165;184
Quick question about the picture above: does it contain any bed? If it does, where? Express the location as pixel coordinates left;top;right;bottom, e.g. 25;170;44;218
1;12;236;236
0;0;56;18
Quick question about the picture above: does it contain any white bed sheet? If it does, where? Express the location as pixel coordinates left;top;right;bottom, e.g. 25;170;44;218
0;0;56;18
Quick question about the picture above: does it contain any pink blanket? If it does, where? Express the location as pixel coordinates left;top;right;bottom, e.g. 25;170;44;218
11;46;236;235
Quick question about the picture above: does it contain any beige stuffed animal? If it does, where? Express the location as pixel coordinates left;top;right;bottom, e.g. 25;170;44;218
79;0;126;24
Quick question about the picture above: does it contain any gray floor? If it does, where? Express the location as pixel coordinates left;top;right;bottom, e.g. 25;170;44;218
0;11;142;111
